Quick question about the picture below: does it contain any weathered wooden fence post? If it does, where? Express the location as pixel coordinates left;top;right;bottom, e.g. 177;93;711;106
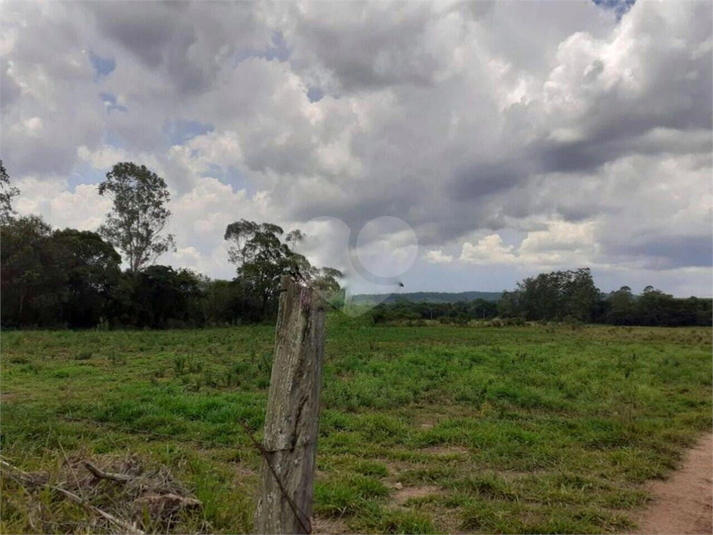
254;275;326;534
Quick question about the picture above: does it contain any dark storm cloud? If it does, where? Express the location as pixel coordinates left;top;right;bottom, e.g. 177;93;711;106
451;3;713;203
10;138;85;176
83;1;271;98
89;2;212;96
285;2;449;92
450;160;532;200
604;234;713;270
85;2;184;68
452;117;712;208
291;179;420;233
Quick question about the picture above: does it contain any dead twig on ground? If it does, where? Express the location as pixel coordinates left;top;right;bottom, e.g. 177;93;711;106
136;493;201;509
0;458;145;535
83;461;135;482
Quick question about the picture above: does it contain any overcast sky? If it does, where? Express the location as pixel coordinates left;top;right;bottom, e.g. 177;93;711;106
2;0;711;296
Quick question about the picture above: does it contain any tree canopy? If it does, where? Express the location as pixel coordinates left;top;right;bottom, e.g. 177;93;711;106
1;218;121;328
225;219;342;316
98;162;175;273
0;160;20;225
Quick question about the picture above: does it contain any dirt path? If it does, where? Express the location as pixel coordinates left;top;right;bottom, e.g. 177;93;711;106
632;433;713;535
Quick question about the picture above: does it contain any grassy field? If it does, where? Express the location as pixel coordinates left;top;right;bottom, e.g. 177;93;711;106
1;318;711;534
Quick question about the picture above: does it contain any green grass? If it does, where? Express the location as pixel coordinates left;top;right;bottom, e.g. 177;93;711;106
1;319;711;533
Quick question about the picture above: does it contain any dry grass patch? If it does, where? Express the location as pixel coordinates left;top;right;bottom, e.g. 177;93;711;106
1;453;203;534
392;484;440;505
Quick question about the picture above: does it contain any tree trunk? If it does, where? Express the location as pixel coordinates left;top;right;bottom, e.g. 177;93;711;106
254;275;326;534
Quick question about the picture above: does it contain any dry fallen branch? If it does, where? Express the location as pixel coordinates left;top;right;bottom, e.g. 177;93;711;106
51;484;145;535
83;461;135;482
1;458;145;535
136;493;201;509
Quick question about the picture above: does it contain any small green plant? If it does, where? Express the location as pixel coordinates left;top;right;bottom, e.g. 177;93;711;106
74;350;93;360
257;353;272;374
19;363;41;374
108;352;125;365
249;339;258;364
224;361;249;388
202;368;217;388
187;356;203;374
173;355;187;375
187;375;202;392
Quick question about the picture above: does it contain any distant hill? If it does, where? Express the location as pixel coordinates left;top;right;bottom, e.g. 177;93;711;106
350;290;503;304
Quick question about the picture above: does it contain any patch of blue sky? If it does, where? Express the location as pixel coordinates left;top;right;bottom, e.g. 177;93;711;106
104;130;126;149
307;86;325;103
497;228;526;250
89;51;115;80
232;31;290;65
209;165;257;197
163;119;215;146
67;163;108;190
100;92;127;113
264;32;290;61
592;0;635;19
205;163;225;178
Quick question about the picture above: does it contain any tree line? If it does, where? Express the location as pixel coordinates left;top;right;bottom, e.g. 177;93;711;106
371;268;711;327
1;161;341;329
500;268;711;326
1;161;709;329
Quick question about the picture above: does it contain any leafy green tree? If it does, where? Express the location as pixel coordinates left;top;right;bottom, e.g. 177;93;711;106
122;266;204;328
560;268;600;322
0;219;120;328
508;268;599;322
200;279;262;325
470;298;498;320
605;286;636;324
497;290;521;318
225;220;306;317
685;296;713;326
225;219;342;318
636;286;676;326
51;229;122;328
307;266;343;294
0;160;20;225
1;216;55;326
98;162;175;273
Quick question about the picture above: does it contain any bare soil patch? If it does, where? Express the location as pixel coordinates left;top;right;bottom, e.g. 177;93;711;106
632;433;713;535
393;484;439;505
423;445;470;457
